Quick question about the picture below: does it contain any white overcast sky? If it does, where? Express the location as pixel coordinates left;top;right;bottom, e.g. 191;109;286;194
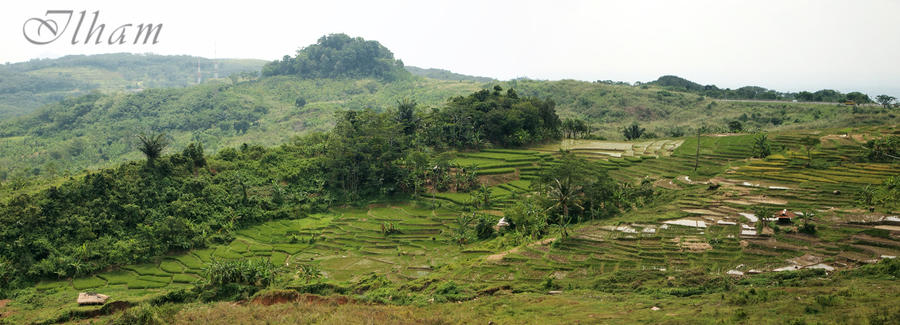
2;0;899;96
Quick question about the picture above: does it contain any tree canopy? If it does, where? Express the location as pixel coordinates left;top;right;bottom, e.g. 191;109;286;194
261;34;409;81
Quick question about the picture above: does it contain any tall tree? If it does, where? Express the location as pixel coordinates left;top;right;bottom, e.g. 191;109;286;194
136;133;169;165
751;133;771;158
800;135;821;167
623;123;645;140
395;98;418;136
876;95;897;108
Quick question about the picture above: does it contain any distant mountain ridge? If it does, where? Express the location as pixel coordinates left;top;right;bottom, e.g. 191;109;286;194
404;66;495;83
646;75;873;103
0;53;266;119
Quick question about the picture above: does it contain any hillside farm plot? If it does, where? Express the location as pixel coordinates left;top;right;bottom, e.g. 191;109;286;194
18;202;480;319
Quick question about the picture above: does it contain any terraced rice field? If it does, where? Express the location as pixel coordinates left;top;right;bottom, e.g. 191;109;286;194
25;129;899;322
31;203;483;301
445;129;899;286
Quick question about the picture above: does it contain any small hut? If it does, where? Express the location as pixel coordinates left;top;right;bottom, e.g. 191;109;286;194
77;292;109;306
773;209;796;223
494;217;510;231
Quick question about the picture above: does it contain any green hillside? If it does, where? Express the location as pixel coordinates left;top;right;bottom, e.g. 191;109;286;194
0;53;266;119
1;34;899;324
3;75;898;193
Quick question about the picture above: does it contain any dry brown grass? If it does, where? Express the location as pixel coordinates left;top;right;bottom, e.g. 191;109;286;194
174;302;443;325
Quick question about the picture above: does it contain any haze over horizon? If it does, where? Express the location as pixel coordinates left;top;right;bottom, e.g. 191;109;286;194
2;0;899;97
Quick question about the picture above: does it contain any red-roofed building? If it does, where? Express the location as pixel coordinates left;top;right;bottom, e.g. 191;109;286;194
774;209;796;223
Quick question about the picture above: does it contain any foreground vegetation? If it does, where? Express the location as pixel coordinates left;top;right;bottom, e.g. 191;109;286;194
1;116;897;324
1;34;899;324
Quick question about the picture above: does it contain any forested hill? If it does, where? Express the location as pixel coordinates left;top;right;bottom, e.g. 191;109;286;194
0;53;266;119
646;75;876;103
261;33;408;81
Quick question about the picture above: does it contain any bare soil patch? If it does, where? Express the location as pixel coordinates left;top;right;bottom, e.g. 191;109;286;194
874;225;900;232
486;238;556;262
789;254;823;267
672;236;712;252
653;178;681;190
478;173;518;187
746;196;787;205
723;199;753;205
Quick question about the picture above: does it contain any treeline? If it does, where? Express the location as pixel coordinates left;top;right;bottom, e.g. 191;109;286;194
422;86;561;148
262;34;409;81
0;87;560;294
647;75;873;103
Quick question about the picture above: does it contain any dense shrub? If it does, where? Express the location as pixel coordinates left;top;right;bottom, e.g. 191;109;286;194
202;258;278;287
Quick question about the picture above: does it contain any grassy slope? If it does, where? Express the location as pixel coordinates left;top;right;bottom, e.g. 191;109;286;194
4;126;899;324
0;77;484;201
5;75;897;199
506;79;899;139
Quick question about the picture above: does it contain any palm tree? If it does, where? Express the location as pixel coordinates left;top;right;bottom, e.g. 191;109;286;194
470;184;492;211
623;123;645;140
136;133;169;164
298;264;322;283
800;136;820;167
545;178;583;238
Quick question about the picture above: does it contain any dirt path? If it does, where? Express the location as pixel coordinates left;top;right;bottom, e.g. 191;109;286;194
486;238;556;262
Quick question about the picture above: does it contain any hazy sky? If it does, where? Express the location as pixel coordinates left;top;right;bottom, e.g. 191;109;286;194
2;0;899;96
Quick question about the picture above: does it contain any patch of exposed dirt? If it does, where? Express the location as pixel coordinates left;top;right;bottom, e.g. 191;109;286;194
672;236;712;252
478;173;519;187
676;175;704;185
746;196;787;205
723;199;753;205
789;254;824;267
624;105;659;121
0;299;10;319
874;225;900;232
486;238;556;262
653;178;681;190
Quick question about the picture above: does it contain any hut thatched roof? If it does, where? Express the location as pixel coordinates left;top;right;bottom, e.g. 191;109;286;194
77;292;109;305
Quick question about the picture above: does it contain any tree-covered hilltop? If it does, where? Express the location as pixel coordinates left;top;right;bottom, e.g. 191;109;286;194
261;33;409;81
423;86;560;148
647;75;874;103
0;53;266;119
